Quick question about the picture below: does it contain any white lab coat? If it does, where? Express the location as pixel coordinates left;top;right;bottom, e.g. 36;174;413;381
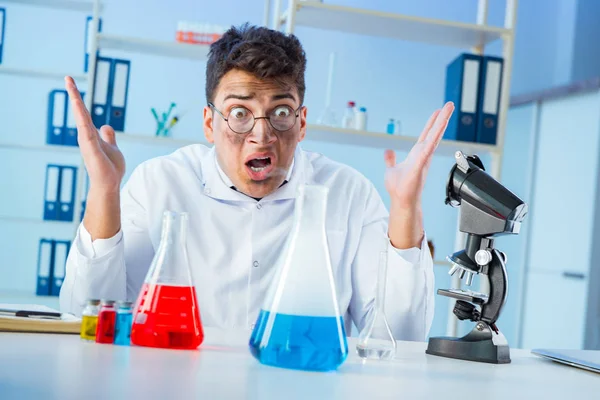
59;144;435;341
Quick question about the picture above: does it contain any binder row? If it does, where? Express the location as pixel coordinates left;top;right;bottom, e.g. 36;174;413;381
46;56;130;147
37;239;71;296
444;52;504;145
44;164;89;222
92;56;131;131
0;7;5;64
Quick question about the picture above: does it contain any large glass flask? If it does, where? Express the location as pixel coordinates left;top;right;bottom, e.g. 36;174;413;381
249;184;349;371
356;250;397;360
131;211;204;350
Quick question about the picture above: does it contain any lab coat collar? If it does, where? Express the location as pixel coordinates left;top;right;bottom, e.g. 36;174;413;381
200;145;311;202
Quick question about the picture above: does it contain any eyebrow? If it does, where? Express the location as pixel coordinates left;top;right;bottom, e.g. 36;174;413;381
222;93;297;102
223;93;254;101
271;93;296;101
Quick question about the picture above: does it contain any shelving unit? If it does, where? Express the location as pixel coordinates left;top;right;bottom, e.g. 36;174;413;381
97;33;210;60
0;0;97;12
0;141;81;154
0;216;73;226
279;1;509;48
0;65;87;81
305;124;498;157
0;0;99;304
272;0;517;337
1;0;516;334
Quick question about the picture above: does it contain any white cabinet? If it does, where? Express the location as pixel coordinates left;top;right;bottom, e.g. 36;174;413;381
521;270;588;350
517;85;600;350
527;90;600;276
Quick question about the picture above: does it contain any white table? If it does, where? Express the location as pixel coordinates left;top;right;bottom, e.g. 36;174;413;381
0;328;596;399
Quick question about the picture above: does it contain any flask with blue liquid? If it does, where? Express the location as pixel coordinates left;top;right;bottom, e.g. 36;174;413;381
249;184;348;372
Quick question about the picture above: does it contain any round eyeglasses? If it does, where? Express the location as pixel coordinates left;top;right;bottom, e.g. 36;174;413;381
208;102;302;134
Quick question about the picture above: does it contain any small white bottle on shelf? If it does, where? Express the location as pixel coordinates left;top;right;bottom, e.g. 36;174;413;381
355;107;367;131
342;101;356;129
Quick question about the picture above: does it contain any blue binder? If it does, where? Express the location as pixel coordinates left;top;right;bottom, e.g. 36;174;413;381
476;56;504;145
108;58;130;131
51;240;70;296
58;166;77;222
46;89;68;145
43;165;61;221
92;56;112;128
64;91;85;146
0;8;5;65
444;53;482;143
84;16;102;73
36;239;54;296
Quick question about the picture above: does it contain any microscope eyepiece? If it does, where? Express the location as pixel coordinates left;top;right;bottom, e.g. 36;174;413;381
446;151;528;236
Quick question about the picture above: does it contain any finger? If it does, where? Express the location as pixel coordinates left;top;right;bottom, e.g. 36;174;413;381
417;109;441;143
64;76;98;143
425;102;454;146
99;125;117;146
384;149;396;168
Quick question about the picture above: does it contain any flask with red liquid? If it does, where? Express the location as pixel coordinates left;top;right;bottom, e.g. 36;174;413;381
131;211;204;350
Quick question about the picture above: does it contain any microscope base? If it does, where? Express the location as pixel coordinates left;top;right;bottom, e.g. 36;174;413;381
426;323;511;364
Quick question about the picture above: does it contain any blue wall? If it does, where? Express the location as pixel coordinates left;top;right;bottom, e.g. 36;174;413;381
0;0;597;344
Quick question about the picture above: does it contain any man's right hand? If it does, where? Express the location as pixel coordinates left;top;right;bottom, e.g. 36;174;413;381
65;76;125;240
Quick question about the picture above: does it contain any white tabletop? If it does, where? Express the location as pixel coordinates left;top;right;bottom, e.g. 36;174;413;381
0;328;596;399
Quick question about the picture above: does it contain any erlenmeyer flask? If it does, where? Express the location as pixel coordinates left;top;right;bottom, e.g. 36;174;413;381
249;184;348;372
356;250;397;360
131;211;204;350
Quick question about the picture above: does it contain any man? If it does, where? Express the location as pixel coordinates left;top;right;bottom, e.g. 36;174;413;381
60;23;454;341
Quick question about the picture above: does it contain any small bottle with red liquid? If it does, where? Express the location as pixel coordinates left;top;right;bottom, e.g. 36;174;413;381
131;211;203;350
96;300;117;344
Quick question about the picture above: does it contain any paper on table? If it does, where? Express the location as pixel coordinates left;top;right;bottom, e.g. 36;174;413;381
0;304;61;314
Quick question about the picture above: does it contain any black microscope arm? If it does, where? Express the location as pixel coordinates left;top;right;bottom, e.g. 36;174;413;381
480;249;508;327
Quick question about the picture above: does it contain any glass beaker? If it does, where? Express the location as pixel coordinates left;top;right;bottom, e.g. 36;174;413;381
131;211;204;350
356;251;397;360
249;184;349;372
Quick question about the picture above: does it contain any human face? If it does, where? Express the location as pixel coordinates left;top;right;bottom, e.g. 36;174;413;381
203;69;307;199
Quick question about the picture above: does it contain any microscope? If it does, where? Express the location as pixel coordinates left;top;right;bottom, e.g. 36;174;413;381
426;151;528;364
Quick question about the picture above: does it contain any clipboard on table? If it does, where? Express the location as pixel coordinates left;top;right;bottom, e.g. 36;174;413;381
0;304;81;334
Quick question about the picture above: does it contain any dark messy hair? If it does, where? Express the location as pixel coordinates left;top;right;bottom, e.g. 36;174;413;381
205;23;307;105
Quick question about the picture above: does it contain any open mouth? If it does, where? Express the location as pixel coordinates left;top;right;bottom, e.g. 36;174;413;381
244;153;276;181
246;156;272;172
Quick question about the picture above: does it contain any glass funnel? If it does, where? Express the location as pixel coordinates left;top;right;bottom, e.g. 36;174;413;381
249;184;348;371
356;250;397;360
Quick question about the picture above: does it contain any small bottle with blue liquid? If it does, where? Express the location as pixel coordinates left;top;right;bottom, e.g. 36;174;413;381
386;118;395;134
114;301;133;346
249;184;349;372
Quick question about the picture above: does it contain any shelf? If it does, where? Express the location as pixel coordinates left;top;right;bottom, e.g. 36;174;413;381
0;0;98;12
0;142;80;154
305;124;498;158
284;1;511;49
97;34;210;60
115;132;204;147
0;66;87;81
434;260;453;267
0;216;73;226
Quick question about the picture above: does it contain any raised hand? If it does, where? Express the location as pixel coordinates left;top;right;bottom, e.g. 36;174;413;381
384;102;455;209
65;76;125;240
384;102;455;249
64;76;125;194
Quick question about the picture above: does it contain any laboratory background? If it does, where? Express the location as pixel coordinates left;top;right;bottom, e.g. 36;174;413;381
1;0;599;356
